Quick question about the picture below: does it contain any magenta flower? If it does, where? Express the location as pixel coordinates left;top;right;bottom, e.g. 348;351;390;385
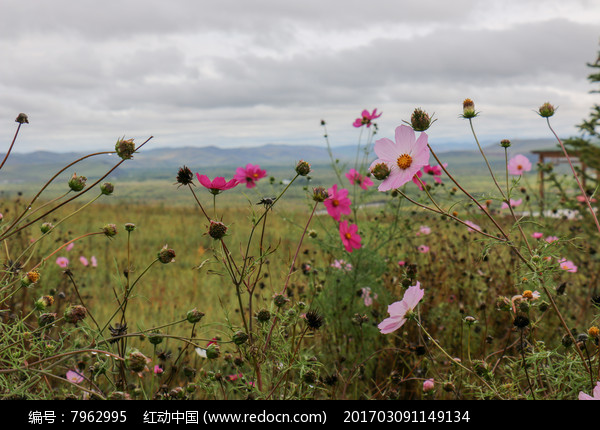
66;370;84;384
79;256;89;267
353;108;382;128
501;198;522;209
196;173;238;194
56;257;69;268
339;220;361;253
531;232;543;239
345;168;374;190
546;236;558;243
507;154;532;175
579;382;600;400
558;258;577;273
369;125;430;192
398;260;406;266
412;170;426;190
234;164;267;189
154;365;164;375
378;282;424;334
418;245;430;253
423;163;447;184
324;184;352;221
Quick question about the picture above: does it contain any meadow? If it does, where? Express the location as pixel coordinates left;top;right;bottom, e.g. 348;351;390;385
1;102;599;401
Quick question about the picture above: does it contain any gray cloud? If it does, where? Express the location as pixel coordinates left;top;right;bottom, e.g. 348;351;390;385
0;1;598;153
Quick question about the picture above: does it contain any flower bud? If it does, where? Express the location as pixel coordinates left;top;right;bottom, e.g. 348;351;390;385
157;245;176;264
409;108;435;132
68;173;87;192
102;223;118;238
208;220;227;240
273;293;290;308
537;102;556;118
256;309;271;322
34;295;54;311
500;139;511;148
15;113;29;124
124;223;136;232
232;331;249;345
126;349;150;372
370;162;391;181
40;222;54;234
148;331;164;345
21;270;41;287
64;305;87;324
100;182;114;195
115;137;136;160
38;313;57;327
176;166;194;186
311;186;329;202
205;343;220;359
187;308;205;323
295;160;311;176
462;98;477;118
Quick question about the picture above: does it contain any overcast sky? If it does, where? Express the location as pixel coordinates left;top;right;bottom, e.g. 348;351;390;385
1;0;599;154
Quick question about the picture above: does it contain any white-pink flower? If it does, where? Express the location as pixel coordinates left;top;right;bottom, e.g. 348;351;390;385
66;370;84;384
56;257;69;268
423;378;435;393
361;287;378;307
558;258;577;273
464;220;482;233
546;236;559;243
531;232;543;239
579;381;600;400
79;256;89;267
65;243;74;252
501;198;522;209
417;225;431;236
91;256;98;267
378;282;424;334
418;245;430;253
507;154;532;175
370;125;430;192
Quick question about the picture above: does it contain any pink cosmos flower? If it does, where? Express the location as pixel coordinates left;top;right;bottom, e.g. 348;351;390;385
66;243;74;252
361;287;378;307
417;225;431;236
234;164;267;189
378;282;425;334
579;381;600;400
79;256;89;267
339;220;361;253
369;125;430;192
331;259;352;271
576;195;597;204
66;370;84;384
56;257;69;268
154;365;164;375
423;378;435;393
464;220;482;233
324;184;352;221
507;154;532;175
545;236;558;243
353;108;382;128
423;163;447;184
226;373;243;382
412;170;426;190
558;258;577;273
398;260;406;266
346;168;374;190
531;232;543;239
418;245;430;253
196;173;238;195
501;198;522;209
91;256;97;267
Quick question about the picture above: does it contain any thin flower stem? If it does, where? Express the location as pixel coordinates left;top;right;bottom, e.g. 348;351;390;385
546;118;600;234
0;122;22;172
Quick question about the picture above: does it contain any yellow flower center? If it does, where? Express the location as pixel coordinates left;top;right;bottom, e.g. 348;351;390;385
397;154;412;170
345;232;352;240
522;290;533;299
332;199;339;207
517;164;522;170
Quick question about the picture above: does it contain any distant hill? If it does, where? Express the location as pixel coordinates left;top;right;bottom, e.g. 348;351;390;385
1;138;559;184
